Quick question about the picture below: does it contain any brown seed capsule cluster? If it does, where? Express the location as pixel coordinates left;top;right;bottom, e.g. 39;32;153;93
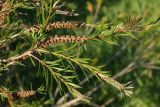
28;21;86;32
38;35;89;48
46;21;86;31
0;2;10;26
6;90;36;100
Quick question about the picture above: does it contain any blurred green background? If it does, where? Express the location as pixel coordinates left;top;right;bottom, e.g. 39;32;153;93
68;0;160;107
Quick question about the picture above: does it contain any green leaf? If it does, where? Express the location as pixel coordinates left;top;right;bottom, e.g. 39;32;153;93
66;82;81;88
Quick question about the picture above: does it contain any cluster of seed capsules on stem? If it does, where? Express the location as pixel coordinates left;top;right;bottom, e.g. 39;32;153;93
28;21;87;32
32;20;90;48
38;35;90;48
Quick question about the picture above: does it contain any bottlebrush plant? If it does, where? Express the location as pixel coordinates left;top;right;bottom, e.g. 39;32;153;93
0;0;159;106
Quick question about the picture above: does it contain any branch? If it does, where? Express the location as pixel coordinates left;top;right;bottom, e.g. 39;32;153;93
0;35;93;67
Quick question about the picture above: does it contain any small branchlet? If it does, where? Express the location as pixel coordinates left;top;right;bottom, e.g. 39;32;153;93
124;16;143;28
96;72;133;97
0;50;33;67
71;88;89;103
115;16;143;33
38;35;90;48
96;72;124;91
